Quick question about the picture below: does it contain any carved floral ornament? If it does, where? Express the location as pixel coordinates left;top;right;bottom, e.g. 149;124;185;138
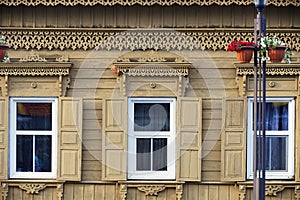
1;29;300;52
0;0;299;6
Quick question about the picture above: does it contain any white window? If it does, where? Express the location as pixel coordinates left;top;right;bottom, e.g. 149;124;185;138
127;98;176;180
247;98;294;179
9;98;58;179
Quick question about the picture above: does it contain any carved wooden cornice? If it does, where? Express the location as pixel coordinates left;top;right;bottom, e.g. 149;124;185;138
115;50;190;77
1;28;300;52
234;63;300;76
0;0;298;6
0;62;71;76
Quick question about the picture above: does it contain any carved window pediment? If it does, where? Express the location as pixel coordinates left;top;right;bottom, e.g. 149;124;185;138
113;50;191;97
0;53;71;97
234;63;300;97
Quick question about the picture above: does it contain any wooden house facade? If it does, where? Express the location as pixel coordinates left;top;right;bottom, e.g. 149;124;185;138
0;0;300;199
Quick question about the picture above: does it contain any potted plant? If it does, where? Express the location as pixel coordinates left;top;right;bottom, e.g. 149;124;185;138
0;36;9;62
227;40;256;63
260;36;292;63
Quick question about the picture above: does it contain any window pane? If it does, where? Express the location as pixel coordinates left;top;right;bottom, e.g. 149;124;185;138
136;138;151;170
17;103;52;131
17;135;33;172
253;102;289;131
134;103;170;131
35;136;52;172
153;138;167;171
265;136;287;171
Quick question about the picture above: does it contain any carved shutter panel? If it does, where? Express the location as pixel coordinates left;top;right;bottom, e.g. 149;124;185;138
221;98;246;181
0;98;7;179
177;98;202;181
57;97;82;181
102;98;127;181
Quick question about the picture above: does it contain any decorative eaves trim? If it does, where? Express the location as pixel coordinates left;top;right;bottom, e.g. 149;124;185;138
1;28;300;52
0;0;299;7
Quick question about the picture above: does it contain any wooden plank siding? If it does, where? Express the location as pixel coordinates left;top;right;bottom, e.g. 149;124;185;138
0;5;299;28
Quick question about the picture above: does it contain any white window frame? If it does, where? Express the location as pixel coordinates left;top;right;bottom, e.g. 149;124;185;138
9;97;58;179
247;97;294;179
127;98;176;180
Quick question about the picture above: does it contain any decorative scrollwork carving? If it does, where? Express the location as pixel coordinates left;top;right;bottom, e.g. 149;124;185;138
137;185;166;196
1;29;300;52
265;185;285;196
19;184;47;194
0;0;298;6
19;51;47;62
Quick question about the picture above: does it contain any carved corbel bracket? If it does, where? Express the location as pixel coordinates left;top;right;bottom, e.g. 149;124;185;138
239;185;246;200
120;184;127;200
1;183;8;200
295;186;300;200
176;184;183;200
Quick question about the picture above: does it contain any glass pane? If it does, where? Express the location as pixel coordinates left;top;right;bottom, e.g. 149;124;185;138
153;138;167;171
265;136;287;171
134;103;170;131
136;138;151;171
35;136;52;172
253;102;289;131
17;103;52;131
17;135;33;172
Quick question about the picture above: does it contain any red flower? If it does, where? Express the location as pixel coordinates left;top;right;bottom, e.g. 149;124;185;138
227;40;255;52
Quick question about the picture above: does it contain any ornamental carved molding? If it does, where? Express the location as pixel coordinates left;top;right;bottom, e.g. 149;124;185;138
265;185;285;196
19;184;47;194
1;29;300;52
235;63;300;76
0;0;298;6
114;50;190;96
137;185;166;196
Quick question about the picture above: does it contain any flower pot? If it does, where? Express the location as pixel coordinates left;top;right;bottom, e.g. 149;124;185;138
236;47;254;63
268;46;286;63
0;44;8;61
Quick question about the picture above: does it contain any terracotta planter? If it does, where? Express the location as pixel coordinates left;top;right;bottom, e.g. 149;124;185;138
0;44;8;61
268;46;286;63
236;47;254;63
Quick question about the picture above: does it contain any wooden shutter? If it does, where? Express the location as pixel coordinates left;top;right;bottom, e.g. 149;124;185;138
177;97;202;181
57;97;82;181
221;98;246;181
0;98;7;179
102;98;127;181
296;97;300;182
